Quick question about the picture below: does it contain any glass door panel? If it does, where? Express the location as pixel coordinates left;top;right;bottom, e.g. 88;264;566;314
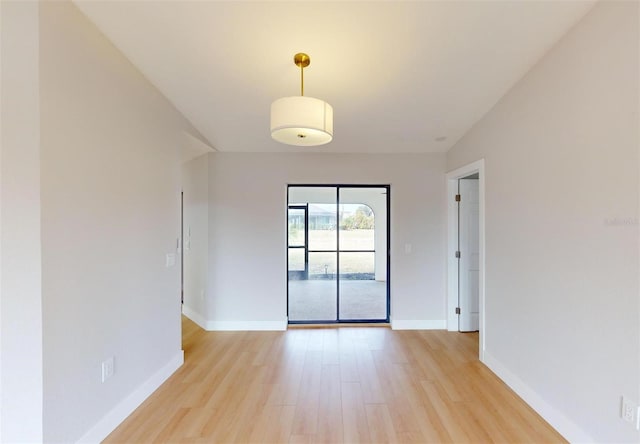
308;205;337;251
338;187;388;321
289;252;337;321
288;187;338;322
339;252;385;320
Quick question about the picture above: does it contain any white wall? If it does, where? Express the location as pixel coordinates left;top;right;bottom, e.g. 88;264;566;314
447;1;639;442
181;154;210;327
0;2;44;441
207;153;447;330
37;3;201;442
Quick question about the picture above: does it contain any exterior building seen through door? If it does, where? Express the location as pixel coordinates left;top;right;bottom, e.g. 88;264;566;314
287;185;389;323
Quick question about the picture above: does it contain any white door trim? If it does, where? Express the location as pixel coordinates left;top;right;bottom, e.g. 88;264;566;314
446;159;486;361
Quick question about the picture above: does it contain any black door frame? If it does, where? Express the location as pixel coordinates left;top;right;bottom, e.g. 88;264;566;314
286;184;391;324
287;204;309;280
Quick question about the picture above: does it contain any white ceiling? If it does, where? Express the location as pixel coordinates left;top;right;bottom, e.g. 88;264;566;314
74;1;595;154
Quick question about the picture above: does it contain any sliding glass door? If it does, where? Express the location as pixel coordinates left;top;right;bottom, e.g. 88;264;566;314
287;185;389;323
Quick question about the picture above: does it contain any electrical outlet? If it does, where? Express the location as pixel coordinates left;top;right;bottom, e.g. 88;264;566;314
101;356;114;383
621;396;637;424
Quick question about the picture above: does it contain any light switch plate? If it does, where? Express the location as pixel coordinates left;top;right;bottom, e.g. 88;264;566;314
166;253;176;267
101;357;114;383
621;396;638;425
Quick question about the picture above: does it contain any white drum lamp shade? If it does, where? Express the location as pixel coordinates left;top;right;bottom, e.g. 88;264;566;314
270;96;333;146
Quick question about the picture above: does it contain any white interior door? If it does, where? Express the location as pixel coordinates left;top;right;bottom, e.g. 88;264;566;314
459;178;479;332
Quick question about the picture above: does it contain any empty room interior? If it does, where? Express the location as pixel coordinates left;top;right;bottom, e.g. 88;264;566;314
1;0;639;443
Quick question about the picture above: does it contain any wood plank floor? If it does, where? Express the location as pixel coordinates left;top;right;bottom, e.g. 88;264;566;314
104;317;566;443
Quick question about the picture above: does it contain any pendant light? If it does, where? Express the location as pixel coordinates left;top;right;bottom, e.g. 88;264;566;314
270;53;333;146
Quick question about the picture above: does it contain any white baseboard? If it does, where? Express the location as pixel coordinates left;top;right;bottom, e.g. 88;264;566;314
206;320;287;331
181;304;208;330
482;351;593;443
76;350;184;444
182;306;287;331
390;319;446;330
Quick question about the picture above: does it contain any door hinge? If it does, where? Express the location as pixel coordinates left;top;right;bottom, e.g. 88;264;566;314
455;251;461;258
455;194;461;202
455;307;461;315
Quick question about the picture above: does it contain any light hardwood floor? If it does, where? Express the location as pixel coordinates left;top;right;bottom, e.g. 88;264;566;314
104;317;565;443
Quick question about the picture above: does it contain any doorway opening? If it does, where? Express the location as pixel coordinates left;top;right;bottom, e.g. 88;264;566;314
446;160;485;359
457;175;479;332
287;185;390;323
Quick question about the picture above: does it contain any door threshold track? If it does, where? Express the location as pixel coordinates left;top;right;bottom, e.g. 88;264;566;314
288;323;391;329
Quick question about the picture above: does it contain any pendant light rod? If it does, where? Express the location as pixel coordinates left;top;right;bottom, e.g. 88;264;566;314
294;53;310;97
